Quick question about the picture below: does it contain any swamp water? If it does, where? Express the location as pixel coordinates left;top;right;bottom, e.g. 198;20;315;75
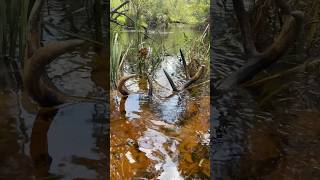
212;1;320;179
110;26;210;179
1;1;108;179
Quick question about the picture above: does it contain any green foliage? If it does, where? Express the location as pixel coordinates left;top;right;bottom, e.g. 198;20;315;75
111;0;209;28
110;33;124;87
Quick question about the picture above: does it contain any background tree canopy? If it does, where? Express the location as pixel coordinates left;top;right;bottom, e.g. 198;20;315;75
111;0;209;28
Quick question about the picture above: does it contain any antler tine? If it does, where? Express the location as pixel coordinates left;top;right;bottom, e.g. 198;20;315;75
179;49;189;79
182;65;205;89
163;69;178;92
117;74;138;96
146;74;153;97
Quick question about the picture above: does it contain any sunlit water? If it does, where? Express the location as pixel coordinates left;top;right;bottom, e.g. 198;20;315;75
110;26;210;179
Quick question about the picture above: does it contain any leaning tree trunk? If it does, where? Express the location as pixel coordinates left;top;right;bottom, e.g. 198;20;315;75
218;0;304;90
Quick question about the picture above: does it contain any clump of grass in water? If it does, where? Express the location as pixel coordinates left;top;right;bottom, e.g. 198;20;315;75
136;41;165;77
110;32;133;88
183;24;210;77
0;0;29;66
110;33;123;88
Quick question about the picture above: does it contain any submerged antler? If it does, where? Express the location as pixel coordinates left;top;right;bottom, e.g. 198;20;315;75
218;0;304;90
117;74;154;96
24;0;90;107
163;65;205;92
24;40;85;106
117;75;138;96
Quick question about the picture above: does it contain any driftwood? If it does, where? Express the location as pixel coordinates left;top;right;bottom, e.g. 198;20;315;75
218;0;304;90
24;0;86;107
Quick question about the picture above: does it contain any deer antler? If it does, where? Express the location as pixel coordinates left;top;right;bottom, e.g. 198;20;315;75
163;65;205;92
117;75;138;96
117;74;154;96
218;0;304;90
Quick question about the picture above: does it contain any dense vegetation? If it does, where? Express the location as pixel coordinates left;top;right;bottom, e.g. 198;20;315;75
111;0;209;29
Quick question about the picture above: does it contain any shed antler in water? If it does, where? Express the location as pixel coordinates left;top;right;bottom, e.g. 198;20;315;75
117;50;205;96
24;0;86;107
218;0;304;90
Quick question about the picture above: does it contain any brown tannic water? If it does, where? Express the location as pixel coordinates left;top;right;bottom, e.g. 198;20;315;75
110;26;210;179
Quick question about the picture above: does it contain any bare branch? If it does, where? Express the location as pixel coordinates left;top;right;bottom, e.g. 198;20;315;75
218;0;304;90
147;74;153;97
111;1;129;14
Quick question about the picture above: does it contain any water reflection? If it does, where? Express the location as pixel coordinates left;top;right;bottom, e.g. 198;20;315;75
212;1;320;179
30;109;57;178
111;25;210;178
27;103;108;179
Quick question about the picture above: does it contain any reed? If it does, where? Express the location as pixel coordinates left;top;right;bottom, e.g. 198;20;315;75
110;33;124;88
0;0;29;64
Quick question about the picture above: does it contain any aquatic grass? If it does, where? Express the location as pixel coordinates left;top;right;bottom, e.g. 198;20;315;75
111;32;133;88
182;24;210;77
110;33;123;88
0;0;7;59
0;0;29;64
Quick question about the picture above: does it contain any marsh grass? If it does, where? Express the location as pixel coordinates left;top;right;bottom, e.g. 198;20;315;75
0;0;29;65
183;24;210;76
110;33;123;88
